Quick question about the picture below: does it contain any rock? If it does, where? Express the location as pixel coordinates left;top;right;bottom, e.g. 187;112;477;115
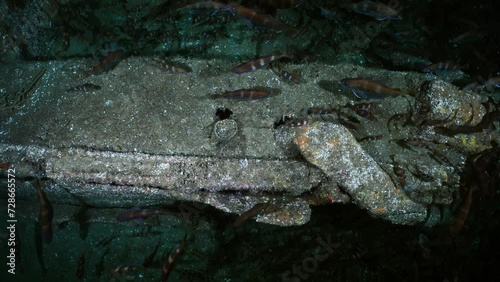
293;121;427;225
414;80;487;127
213;119;238;142
0;143;324;226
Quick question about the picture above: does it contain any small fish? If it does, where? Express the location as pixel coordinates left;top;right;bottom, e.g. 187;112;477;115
76;253;85;279
337;114;360;130
435;108;500;135
271;65;299;84
485;76;500;88
154;60;191;73
340;78;414;99
352;108;376;121
66;83;101;92
417;233;431;260
357;135;383;142
57;220;70;229
2;68;46;111
95;248;110;278
55;26;70;57
231;4;299;35
143;239;161;268
409;166;434;182
471;146;500;195
177;1;229;12
428;150;453;167
233;202;270;227
88;50;124;76
286;118;311;127
449;31;485;45
449;186;474;237
344;102;378;121
462;81;480;91
161;235;187;281
232;54;290;74
95;235;118;247
389;155;406;188
211;88;273;100
110;265;144;273
116;207;178;222
33;179;53;243
307;107;338;115
421;60;468;73
76;204;90;240
134;226;153;237
392;137;434;152
342;1;401;20
275;116;311;128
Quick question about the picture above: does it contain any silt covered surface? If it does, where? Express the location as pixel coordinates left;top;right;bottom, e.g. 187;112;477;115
1;57;496;227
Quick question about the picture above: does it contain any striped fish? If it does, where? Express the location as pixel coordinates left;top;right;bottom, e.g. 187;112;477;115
449;187;474;237
485;77;500;88
231;4;299;35
116;207;177;222
233;203;270;227
88;50;124;76
154;60;191;73
110;265;144;273
232;54;290;73
2;68;46;111
272;65;299;84
422;60;467;73
66;83;101;92
342;1;401;20
33;179;53;243
177;1;230;12
212;88;273;100
340;78;415;99
161;235;187;281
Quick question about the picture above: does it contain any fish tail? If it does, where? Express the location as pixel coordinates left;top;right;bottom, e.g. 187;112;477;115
406;89;417;96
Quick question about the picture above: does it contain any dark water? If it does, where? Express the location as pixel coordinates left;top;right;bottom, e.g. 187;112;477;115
1;0;500;281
